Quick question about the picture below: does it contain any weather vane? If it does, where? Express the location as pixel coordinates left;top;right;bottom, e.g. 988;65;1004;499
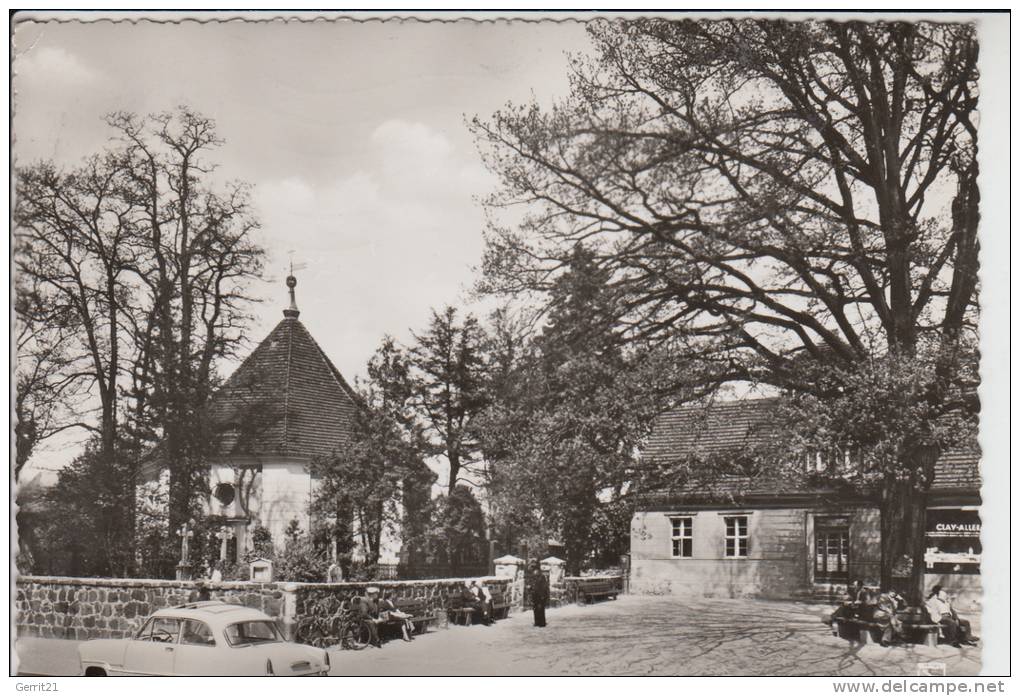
287;249;307;278
282;251;307;318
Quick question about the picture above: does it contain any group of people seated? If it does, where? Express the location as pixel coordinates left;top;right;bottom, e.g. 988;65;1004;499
829;580;976;648
352;587;416;647
350;580;496;648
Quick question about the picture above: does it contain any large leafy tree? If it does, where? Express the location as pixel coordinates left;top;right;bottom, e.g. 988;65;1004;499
312;338;433;569
407;306;489;492
473;19;979;601
479;247;672;573
423;485;489;576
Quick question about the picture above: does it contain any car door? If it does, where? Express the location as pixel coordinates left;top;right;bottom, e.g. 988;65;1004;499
123;616;181;675
174;619;235;676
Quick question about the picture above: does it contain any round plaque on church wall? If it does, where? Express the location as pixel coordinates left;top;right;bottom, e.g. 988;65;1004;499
214;482;236;507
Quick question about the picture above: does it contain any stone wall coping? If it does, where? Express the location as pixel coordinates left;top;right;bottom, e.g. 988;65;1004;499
16;575;284;591
293;577;508;590
562;574;625;582
18;574;510;590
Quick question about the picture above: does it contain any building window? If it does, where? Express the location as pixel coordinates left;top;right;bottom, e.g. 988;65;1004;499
724;516;749;558
815;525;849;581
670;517;693;558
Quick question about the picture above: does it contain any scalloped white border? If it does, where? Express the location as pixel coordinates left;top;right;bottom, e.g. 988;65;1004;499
7;8;1012;685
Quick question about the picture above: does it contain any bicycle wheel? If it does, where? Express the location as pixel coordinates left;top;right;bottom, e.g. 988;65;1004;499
295;617;316;646
340;620;373;651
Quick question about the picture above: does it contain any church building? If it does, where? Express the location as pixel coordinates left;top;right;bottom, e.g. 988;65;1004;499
201;272;360;559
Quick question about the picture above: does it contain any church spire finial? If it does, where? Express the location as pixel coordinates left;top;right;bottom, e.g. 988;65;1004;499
283;260;300;319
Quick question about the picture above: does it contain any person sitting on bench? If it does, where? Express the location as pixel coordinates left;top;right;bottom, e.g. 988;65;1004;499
462;581;492;625
926;585;976;647
829;580;865;630
479;582;494;619
379;589;415;642
870;591;906;646
354;588;384;648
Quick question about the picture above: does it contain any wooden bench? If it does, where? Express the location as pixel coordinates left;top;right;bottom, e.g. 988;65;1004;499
579;580;619;604
447;595;480;626
896;611;940;648
388;597;437;635
831;614;939;648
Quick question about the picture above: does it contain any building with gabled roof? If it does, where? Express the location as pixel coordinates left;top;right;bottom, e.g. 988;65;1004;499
136;273;434;574
202;272;363;559
630;398;981;608
208;277;359;461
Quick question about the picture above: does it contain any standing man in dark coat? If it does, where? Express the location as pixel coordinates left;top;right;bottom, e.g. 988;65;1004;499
530;563;549;627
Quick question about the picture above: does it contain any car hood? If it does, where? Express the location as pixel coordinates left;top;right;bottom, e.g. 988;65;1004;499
243;642;329;675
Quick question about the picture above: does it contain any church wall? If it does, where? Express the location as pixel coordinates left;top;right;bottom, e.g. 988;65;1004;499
208;464;246;519
260;460;314;545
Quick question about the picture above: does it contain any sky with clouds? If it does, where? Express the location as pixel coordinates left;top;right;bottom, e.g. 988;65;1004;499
13;17;595;481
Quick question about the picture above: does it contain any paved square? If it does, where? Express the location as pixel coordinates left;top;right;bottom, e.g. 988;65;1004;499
328;595;982;676
16;595;982;676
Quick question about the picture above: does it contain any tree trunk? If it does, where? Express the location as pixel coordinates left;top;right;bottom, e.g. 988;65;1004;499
879;471;929;606
447;450;460;492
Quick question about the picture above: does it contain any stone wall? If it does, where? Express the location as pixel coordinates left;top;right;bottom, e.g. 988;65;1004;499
15;575;515;643
15;576;287;641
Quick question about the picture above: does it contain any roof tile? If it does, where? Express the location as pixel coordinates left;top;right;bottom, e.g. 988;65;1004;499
208;316;358;461
643;398;980;498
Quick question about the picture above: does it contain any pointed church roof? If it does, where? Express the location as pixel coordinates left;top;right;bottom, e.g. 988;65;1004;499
208;274;359;461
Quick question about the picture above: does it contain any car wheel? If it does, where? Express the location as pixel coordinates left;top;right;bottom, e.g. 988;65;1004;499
84;667;107;676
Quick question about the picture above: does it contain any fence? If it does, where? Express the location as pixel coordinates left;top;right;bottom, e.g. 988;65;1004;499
560;574;626;604
396;563;491;580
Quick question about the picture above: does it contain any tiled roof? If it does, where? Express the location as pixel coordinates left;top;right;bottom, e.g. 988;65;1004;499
644;398;779;464
207;315;359;461
642;398;980;501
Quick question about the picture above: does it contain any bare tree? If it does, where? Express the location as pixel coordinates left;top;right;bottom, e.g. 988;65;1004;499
13;273;93;480
473;19;978;602
15;108;265;572
107;108;264;537
16;153;140;465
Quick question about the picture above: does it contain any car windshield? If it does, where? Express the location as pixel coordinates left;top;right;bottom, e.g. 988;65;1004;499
134;616;181;643
223;620;282;647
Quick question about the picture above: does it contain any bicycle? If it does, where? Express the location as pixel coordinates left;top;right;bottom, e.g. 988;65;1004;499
334;602;374;650
296;600;373;650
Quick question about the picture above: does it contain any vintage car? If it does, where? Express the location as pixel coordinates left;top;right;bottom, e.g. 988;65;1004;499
78;601;330;676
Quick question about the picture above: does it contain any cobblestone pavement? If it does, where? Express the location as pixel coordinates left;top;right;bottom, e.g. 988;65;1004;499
327;595;982;676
